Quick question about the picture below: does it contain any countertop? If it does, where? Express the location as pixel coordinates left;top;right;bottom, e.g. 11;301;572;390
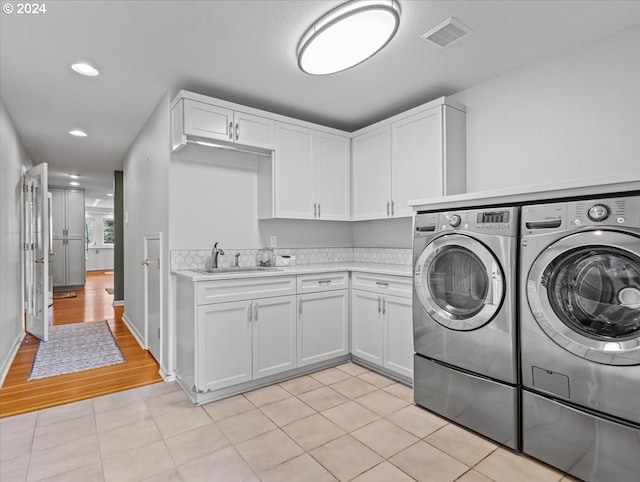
409;173;640;212
172;262;412;282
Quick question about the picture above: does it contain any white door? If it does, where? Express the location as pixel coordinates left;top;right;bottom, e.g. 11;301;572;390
143;233;162;362
197;300;253;391
297;290;349;367
183;99;233;141
253;295;297;379
24;163;49;341
351;290;383;365
316;131;350;221
352;125;392;220
274;122;316;219
383;295;414;378
391;108;443;217
234;111;275;149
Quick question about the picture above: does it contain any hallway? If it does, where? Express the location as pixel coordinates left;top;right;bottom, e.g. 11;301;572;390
0;272;162;418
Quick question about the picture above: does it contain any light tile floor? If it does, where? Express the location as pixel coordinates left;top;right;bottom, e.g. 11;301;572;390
0;363;578;482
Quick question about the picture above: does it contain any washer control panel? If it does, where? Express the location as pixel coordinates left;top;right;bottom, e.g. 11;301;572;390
436;207;518;236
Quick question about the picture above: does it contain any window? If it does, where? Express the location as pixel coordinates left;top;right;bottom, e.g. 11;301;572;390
103;218;115;244
85;218;94;245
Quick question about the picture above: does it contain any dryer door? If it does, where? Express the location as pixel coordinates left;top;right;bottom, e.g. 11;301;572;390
527;230;640;365
415;234;504;330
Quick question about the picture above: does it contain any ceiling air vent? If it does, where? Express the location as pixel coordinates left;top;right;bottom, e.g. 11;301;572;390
421;17;471;48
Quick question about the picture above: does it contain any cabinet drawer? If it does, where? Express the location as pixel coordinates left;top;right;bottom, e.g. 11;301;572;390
197;276;295;305
351;272;412;298
297;272;349;294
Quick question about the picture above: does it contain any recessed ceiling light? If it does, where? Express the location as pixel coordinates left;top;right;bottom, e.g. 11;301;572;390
69;174;80;179
297;0;400;75
70;181;80;186
69;130;87;137
71;63;99;76
106;193;113;197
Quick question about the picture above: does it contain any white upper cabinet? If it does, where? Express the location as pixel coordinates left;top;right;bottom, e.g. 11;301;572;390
173;98;275;151
274;123;316;219
316;131;351;221
261;122;351;220
352;100;466;221
352;126;392;220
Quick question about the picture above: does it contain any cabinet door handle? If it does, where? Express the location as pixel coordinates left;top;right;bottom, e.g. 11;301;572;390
228;121;233;140
298;298;302;315
386;202;390;216
382;298;386;315
391;200;395;216
313;203;317;218
235;122;239;141
318;203;321;218
254;303;258;322
248;303;253;323
378;296;381;314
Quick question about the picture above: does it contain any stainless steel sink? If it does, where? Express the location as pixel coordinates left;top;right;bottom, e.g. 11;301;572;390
195;267;281;274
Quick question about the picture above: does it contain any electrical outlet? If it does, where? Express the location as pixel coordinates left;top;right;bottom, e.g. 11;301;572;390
269;235;277;248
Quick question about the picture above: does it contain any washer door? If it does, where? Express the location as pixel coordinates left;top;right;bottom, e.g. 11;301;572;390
415;234;504;330
527;230;640;365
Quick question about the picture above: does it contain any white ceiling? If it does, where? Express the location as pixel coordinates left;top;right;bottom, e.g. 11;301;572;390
2;1;640;204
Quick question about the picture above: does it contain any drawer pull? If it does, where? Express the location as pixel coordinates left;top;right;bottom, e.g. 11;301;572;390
318;280;332;285
375;281;389;287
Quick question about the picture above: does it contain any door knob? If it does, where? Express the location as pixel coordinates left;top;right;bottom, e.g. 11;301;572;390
141;259;150;266
35;257;45;264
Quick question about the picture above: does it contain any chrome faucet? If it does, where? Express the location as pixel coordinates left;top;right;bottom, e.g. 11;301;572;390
211;242;225;269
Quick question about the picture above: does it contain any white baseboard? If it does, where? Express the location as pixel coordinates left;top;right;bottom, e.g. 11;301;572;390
122;313;146;350
112;300;124;307
159;367;176;382
0;331;25;388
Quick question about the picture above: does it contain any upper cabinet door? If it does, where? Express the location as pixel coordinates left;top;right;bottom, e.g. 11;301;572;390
65;189;86;237
234;111;275;150
391;108;443;217
183;99;233;142
274;122;316;219
352;125;392;221
316;132;350;221
50;189;65;238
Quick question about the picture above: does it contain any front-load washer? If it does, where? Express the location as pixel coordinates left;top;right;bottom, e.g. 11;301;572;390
413;207;519;449
520;195;640;481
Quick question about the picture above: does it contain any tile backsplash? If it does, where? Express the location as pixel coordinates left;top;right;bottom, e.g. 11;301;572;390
171;247;411;271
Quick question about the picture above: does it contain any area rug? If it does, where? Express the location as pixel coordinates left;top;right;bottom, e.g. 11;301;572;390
53;291;77;299
28;321;125;380
105;288;114;294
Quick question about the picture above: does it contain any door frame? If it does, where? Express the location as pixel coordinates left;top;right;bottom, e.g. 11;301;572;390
143;232;163;365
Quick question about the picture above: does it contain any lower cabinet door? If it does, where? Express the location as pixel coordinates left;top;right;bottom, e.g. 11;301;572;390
197;300;253;392
297;290;348;367
384;295;413;378
65;237;86;286
351;289;383;365
253;295;297;379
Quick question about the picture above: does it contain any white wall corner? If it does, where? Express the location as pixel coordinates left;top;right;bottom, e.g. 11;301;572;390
122;313;146;350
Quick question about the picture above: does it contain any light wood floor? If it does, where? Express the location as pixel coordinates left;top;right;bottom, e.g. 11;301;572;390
0;272;163;418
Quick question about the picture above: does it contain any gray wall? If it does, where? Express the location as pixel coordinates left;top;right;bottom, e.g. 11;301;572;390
113;170;124;302
0;98;33;385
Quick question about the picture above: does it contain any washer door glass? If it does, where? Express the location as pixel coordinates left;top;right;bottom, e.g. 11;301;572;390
415;234;504;330
528;230;640;365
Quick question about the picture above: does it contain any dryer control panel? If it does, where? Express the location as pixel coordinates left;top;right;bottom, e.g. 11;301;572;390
569;196;640;229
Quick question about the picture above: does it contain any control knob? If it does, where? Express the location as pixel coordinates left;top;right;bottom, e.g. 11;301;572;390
449;215;462;227
587;204;610;222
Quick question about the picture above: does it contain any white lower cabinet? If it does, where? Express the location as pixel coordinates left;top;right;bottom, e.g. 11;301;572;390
297;289;349;367
351;272;413;380
197;295;296;392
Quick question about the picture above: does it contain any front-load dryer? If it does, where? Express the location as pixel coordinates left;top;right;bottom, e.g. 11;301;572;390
520;195;640;481
413;207;519;449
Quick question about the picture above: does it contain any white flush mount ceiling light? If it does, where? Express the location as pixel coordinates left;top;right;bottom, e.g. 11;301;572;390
297;0;401;75
69;181;80;186
69;129;87;137
71;63;99;76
